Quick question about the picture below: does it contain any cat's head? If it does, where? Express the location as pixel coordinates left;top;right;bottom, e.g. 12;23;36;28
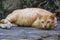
38;13;57;29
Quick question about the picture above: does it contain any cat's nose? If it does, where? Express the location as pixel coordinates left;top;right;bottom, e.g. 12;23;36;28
45;25;47;28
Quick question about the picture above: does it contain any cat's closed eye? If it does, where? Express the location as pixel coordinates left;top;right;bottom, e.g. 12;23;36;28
41;21;44;23
47;21;50;23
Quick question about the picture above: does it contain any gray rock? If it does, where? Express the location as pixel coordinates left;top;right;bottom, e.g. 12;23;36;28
0;16;60;40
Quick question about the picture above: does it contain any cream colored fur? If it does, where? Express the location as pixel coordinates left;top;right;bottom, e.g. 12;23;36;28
0;8;57;29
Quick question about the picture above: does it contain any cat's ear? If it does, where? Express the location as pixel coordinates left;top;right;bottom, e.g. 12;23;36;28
51;13;56;20
37;13;42;19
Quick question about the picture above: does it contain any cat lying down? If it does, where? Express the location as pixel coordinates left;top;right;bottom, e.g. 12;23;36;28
0;8;57;29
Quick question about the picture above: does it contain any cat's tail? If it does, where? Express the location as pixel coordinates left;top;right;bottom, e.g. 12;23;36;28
0;19;13;29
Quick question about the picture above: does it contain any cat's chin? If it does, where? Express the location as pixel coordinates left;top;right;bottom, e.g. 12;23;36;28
44;28;52;30
39;27;53;30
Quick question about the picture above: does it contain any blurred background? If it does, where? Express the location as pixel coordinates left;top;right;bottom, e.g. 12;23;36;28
0;0;60;20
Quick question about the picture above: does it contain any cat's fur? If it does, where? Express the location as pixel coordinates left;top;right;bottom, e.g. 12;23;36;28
0;8;57;29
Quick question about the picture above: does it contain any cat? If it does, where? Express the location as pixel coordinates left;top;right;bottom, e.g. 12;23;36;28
0;8;57;29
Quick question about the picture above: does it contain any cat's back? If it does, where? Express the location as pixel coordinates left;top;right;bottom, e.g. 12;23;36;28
12;8;52;16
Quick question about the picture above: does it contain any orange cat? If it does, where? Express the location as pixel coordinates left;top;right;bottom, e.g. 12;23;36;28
0;8;57;29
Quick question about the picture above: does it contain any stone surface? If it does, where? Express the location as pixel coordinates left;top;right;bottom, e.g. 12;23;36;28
0;21;60;40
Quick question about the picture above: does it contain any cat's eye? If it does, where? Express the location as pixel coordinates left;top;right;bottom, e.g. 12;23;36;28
47;21;50;23
52;22;54;23
41;21;44;23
